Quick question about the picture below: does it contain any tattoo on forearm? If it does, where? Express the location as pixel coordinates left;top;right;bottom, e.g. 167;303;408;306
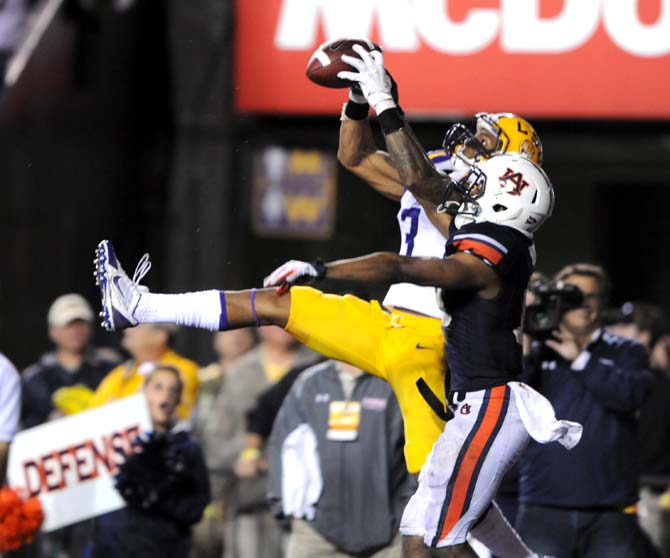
385;130;447;205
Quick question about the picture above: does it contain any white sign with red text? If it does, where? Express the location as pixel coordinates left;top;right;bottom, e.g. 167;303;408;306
7;394;152;532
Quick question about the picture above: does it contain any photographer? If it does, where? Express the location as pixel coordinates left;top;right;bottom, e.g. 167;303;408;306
517;263;656;558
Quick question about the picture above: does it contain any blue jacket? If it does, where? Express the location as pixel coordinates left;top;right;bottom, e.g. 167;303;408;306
519;329;654;508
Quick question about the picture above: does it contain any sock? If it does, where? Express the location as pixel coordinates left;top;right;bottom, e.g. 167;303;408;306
134;290;226;331
470;502;532;558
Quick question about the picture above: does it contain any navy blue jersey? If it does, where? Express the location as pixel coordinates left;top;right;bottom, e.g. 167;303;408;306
441;221;534;392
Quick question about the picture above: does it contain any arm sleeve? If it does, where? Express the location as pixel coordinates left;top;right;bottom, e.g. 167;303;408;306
571;342;654;413
266;378;309;517
0;358;20;440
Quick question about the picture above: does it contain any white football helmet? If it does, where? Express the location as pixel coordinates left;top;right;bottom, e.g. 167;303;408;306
451;153;554;237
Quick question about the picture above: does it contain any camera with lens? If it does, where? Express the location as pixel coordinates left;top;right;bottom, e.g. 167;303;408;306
523;280;584;340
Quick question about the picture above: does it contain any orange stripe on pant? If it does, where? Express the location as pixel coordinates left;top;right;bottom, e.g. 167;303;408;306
436;385;507;543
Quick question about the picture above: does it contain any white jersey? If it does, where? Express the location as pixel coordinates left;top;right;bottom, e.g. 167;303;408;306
382;150;452;318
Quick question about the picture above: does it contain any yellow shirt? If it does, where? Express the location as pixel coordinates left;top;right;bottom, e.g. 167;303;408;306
88;349;200;420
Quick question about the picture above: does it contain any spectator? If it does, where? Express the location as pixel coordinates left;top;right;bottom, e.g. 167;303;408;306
606;302;670;556
0;352;20;485
21;293;120;428
238;357;314;466
191;329;258;558
19;294;120;558
202;326;319;558
194;329;258;474
92;364;210;558
517;263;656;558
89;323;199;420
268;359;413;558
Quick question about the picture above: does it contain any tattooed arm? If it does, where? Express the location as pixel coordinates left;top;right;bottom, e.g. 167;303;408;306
383;124;456;237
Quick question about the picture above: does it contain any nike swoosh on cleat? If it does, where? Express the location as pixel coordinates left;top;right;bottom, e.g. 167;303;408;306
112;275;130;306
415;343;432;350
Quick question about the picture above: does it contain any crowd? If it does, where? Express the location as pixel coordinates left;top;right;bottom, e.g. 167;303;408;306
3;273;670;558
2;48;670;558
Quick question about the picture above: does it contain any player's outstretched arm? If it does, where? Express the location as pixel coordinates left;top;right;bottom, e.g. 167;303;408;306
265;252;499;296
338;114;404;201
326;251;497;293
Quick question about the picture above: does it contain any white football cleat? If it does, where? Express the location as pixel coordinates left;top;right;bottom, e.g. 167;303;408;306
94;240;151;331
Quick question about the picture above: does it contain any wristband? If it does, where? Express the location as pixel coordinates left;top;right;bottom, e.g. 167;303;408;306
311;259;327;280
378;107;404;135
343;97;369;121
240;447;261;461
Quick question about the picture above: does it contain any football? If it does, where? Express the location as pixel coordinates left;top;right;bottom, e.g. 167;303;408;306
305;38;382;88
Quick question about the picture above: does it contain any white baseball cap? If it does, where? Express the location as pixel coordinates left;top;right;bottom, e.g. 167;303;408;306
47;294;94;327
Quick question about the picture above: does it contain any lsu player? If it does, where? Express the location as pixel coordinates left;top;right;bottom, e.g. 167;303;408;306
94;152;568;558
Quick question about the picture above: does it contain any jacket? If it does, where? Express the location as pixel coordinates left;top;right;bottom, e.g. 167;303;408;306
520;329;654;508
268;360;415;554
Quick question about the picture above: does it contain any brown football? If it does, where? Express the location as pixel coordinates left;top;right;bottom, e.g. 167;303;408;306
305;38;382;89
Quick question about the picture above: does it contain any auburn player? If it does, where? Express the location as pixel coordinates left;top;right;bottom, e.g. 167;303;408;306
331;45;571;558
312;84;544;476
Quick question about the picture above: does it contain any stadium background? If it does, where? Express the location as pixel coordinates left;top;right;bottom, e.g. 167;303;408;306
1;0;669;368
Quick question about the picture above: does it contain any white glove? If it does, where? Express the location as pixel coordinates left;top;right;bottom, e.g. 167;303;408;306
338;45;396;115
263;260;325;295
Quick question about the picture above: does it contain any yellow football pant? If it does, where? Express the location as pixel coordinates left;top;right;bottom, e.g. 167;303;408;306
286;286;448;474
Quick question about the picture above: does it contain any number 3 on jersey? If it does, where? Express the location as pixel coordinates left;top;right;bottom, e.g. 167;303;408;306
401;207;420;256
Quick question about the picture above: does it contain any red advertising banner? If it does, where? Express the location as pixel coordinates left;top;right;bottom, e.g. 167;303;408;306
235;0;670;118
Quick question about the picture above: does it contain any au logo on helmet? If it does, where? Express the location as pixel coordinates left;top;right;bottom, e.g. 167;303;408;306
499;168;529;196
